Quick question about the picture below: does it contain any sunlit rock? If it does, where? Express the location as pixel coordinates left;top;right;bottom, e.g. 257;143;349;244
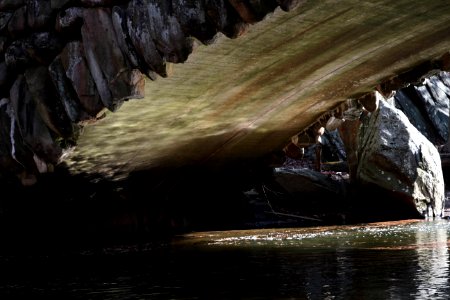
357;97;445;218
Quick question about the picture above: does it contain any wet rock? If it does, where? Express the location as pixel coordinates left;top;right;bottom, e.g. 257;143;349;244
357;98;445;219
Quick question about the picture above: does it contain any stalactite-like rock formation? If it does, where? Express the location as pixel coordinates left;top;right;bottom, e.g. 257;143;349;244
0;0;300;184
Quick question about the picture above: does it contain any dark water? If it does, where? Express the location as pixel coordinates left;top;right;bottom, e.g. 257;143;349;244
1;219;450;299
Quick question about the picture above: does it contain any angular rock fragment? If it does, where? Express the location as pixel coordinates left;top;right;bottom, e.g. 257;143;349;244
112;5;157;80
82;7;145;111
9;76;63;165
0;98;30;178
49;55;91;123
59;41;106;119
127;0;193;65
24;66;75;138
126;0;167;77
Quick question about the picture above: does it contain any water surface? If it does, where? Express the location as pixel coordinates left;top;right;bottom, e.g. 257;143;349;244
1;219;449;299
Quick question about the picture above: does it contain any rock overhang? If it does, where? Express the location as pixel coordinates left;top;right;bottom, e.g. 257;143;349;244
1;0;450;182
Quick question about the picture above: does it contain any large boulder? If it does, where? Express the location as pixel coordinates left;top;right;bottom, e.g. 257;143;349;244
357;98;445;218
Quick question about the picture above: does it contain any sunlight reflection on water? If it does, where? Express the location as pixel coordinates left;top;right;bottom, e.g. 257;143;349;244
2;219;450;299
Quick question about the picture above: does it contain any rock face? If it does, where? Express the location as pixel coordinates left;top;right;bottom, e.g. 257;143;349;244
0;0;300;184
357;99;445;218
394;71;450;147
